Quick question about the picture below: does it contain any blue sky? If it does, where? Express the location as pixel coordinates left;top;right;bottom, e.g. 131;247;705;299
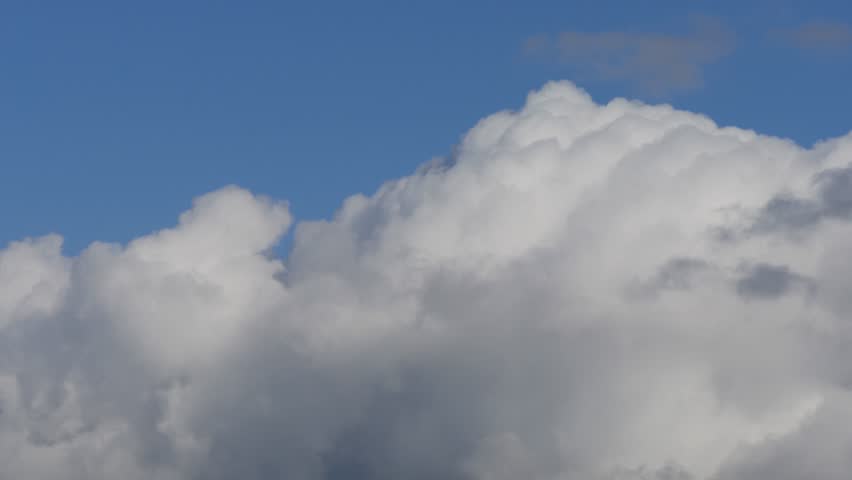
3;0;851;254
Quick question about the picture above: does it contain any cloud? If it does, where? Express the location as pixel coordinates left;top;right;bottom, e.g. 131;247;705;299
524;16;736;96
776;20;852;53
742;163;852;238
734;262;814;300
2;81;852;479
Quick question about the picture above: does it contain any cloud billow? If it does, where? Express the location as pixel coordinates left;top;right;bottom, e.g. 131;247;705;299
2;82;852;479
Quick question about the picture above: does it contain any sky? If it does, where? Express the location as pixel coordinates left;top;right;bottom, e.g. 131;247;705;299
5;3;852;480
2;0;852;254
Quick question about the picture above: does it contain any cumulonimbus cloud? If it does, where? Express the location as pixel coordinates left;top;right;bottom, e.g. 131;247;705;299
2;82;852;479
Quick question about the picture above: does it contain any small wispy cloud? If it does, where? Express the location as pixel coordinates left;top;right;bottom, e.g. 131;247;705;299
775;20;852;53
524;15;736;97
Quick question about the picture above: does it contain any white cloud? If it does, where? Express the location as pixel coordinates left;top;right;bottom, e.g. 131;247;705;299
1;82;852;479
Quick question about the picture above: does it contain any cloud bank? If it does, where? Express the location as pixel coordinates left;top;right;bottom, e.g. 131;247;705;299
2;82;852;479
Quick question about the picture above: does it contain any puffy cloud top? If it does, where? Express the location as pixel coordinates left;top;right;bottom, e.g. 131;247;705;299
2;82;852;479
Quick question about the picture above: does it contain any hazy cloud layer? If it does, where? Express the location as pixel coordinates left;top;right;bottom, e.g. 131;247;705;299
524;17;735;96
2;82;852;479
777;20;852;53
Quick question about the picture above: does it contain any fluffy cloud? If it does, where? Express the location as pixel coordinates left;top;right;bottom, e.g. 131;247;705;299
2;82;852;479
